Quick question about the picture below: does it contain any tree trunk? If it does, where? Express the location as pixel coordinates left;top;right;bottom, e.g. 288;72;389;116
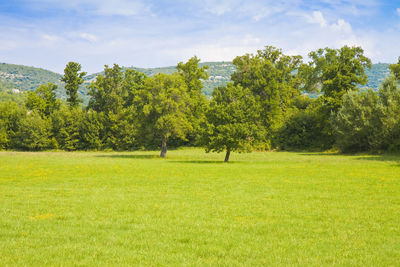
160;136;167;158
224;148;231;162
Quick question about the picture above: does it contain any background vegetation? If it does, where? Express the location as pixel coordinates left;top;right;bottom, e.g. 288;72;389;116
1;46;400;159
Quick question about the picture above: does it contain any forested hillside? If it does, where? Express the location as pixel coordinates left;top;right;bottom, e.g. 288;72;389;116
0;63;63;92
0;61;392;100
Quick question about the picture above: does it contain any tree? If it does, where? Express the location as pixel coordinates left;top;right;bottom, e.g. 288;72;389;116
389;57;400;80
26;83;60;118
177;56;209;142
135;73;192;157
301;46;371;112
231;46;303;142
88;64;124;114
61;62;86;108
202;83;264;162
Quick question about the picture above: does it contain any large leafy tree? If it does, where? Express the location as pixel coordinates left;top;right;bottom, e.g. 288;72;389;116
135;73;192;157
300;46;371;111
231;46;303;141
61;62;86;108
202;83;264;162
26;83;60;118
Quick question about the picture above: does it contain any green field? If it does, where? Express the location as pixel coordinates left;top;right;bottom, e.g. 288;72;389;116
0;149;399;266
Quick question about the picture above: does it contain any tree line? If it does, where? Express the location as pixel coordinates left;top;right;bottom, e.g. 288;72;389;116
1;46;399;161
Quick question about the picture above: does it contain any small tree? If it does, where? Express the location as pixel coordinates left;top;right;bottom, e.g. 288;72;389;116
61;62;86;108
202;83;264;162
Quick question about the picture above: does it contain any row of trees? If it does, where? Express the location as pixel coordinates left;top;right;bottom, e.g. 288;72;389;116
1;47;399;160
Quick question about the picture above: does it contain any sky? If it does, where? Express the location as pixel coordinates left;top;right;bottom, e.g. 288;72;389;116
0;0;399;74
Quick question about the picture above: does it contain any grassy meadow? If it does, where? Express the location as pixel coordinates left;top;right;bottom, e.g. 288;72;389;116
0;148;399;266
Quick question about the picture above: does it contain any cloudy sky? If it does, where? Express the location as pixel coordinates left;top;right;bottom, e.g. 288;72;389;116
0;0;399;73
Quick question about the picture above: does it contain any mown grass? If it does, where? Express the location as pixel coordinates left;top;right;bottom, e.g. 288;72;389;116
0;148;399;266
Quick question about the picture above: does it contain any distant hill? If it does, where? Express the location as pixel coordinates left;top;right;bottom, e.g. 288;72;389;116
0;61;393;102
84;61;237;96
364;63;391;89
0;63;64;96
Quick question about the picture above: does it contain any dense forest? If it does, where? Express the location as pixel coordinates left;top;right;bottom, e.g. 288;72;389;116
1;46;399;161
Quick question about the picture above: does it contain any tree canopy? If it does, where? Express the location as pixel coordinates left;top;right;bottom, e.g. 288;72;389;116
202;83;264;162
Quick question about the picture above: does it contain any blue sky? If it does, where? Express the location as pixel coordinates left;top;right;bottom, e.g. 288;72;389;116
0;0;399;73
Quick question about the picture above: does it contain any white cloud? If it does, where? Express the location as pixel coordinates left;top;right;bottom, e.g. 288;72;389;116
307;11;328;27
397;8;400;16
0;0;398;74
331;19;352;34
79;33;97;42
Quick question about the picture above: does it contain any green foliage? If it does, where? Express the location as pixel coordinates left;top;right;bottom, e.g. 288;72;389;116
277;97;334;150
26;83;60;118
0;101;26;149
88;64;125;114
13;111;52;151
135;73;192;157
375;76;400;151
333;76;400;152
104;108;137;151
334;89;379;152
177;56;209;142
0;49;398;153
0;62;63;92
87;65;144;150
202;83;264;161
51;106;83;151
231;46;303;138
61;62;86;107
85;61;237;97
301;46;371;111
79;110;104;150
389;57;400;80
0;90;25;104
